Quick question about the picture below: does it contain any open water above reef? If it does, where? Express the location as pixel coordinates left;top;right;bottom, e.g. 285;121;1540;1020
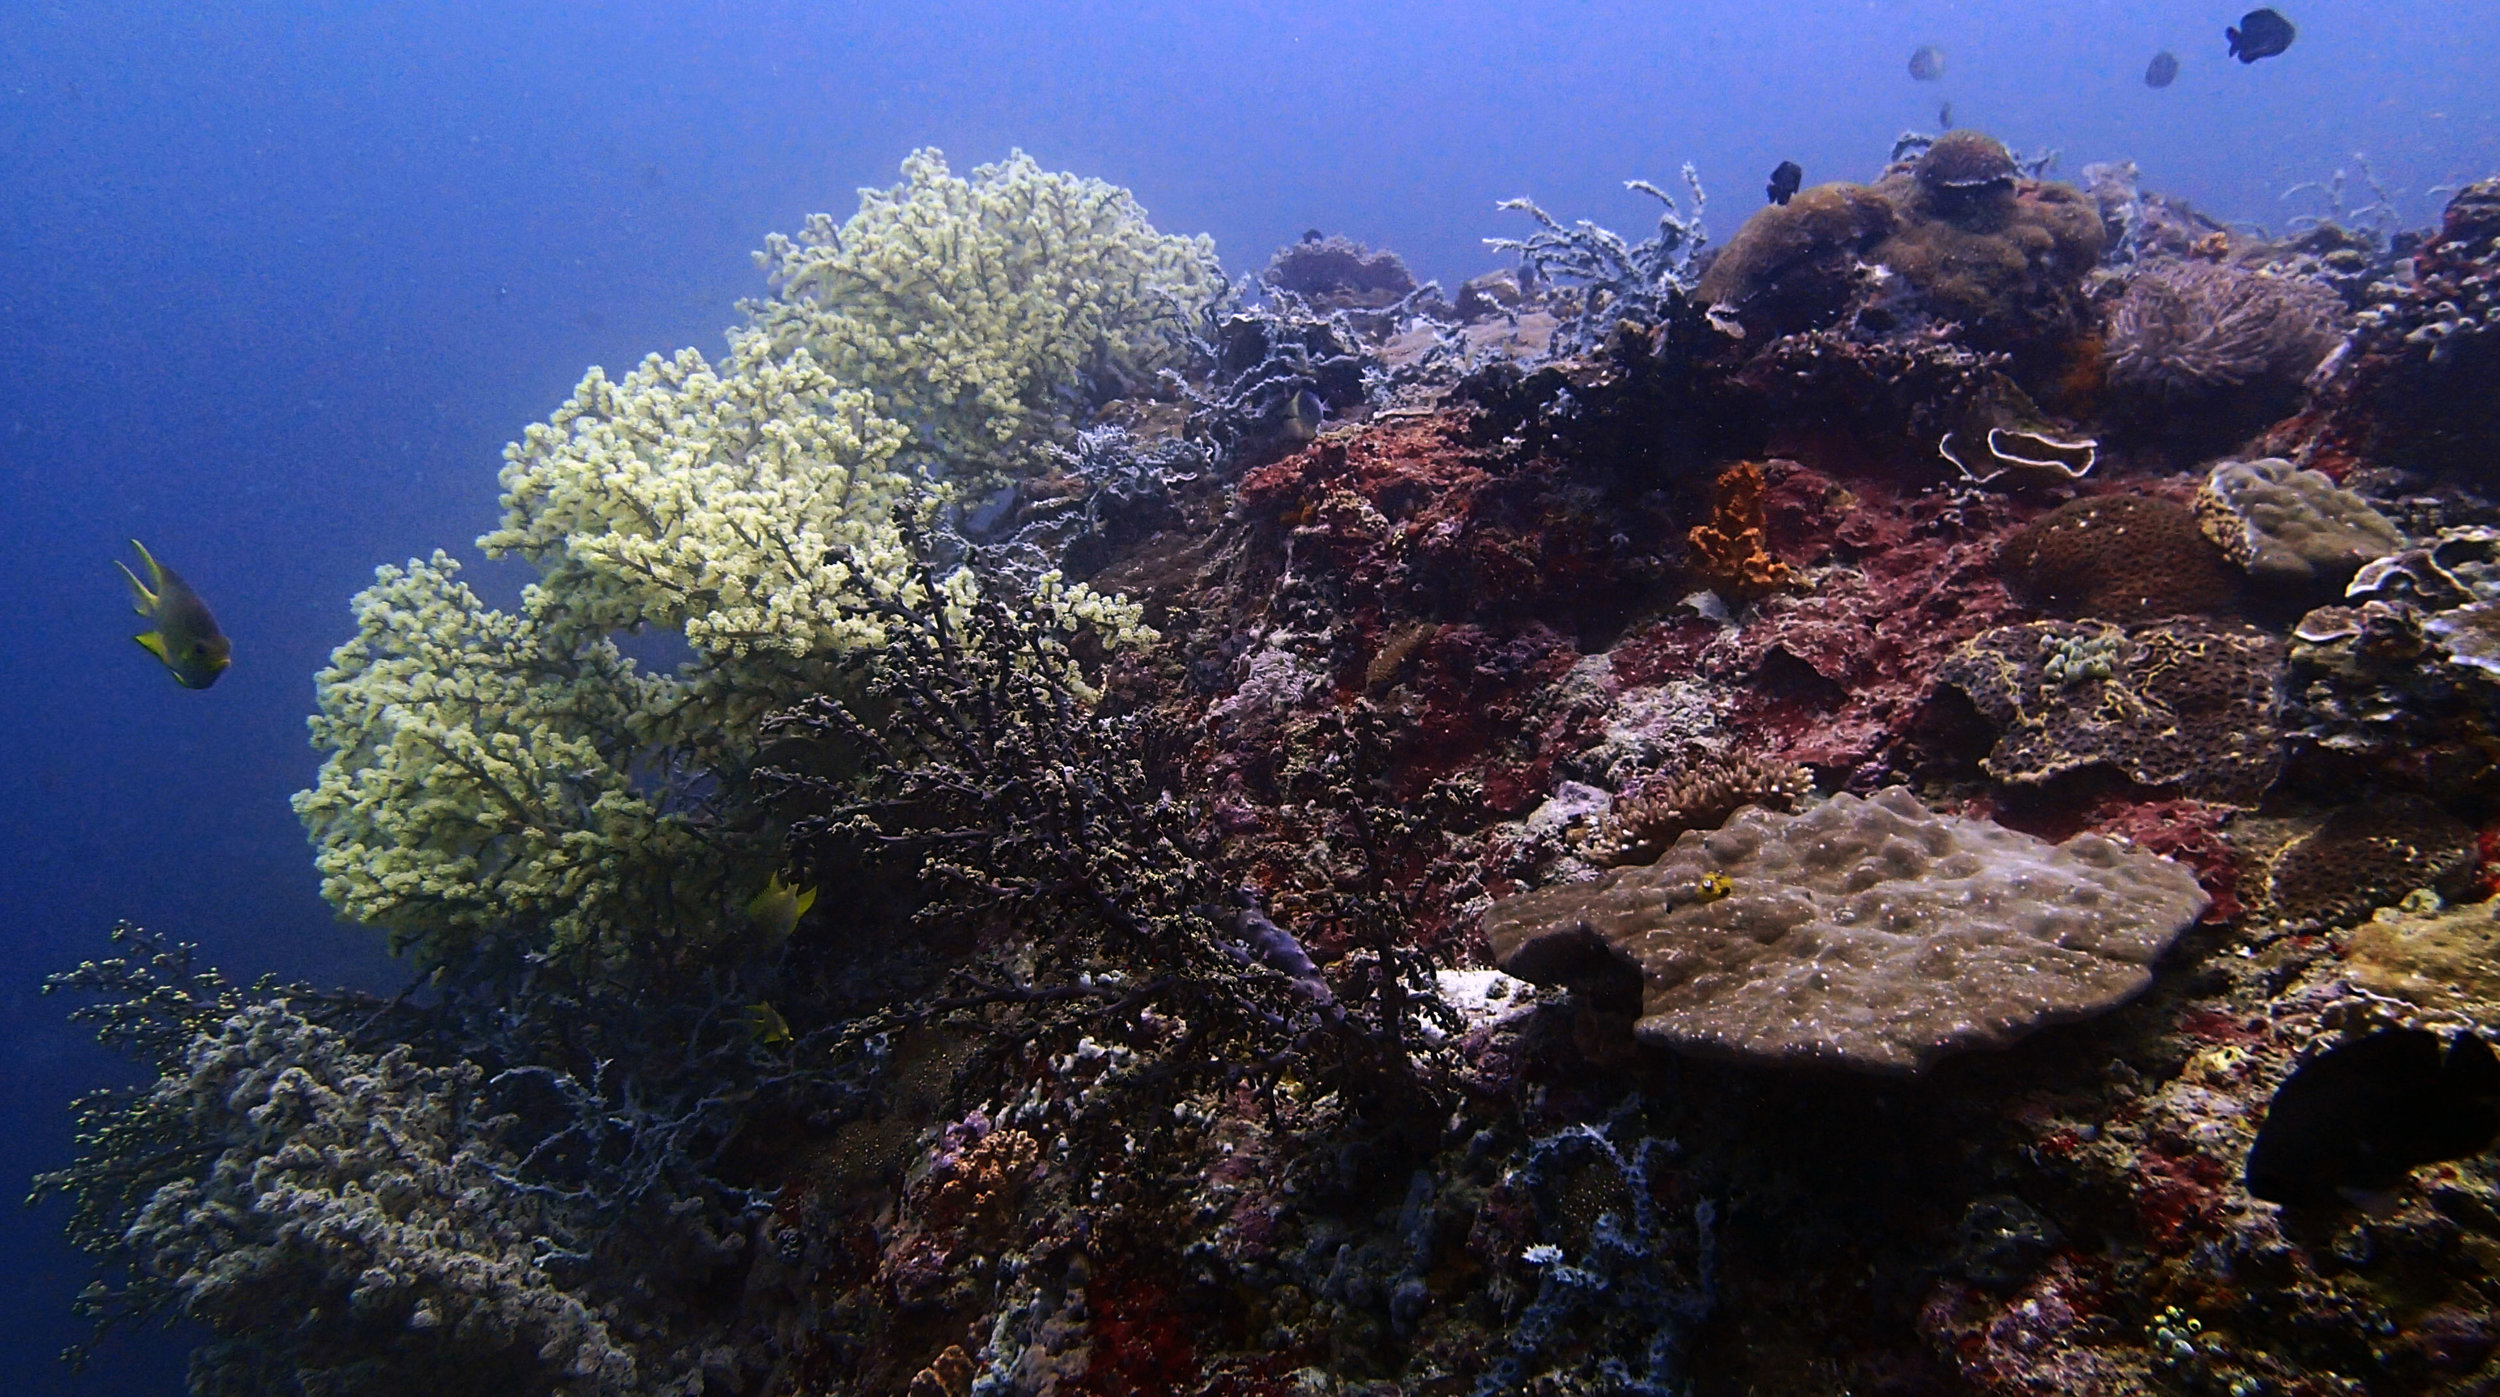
5;2;2500;1391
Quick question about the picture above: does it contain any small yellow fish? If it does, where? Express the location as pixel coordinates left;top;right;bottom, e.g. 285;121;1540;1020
742;1001;793;1047
1693;871;1734;904
746;872;818;942
118;539;230;689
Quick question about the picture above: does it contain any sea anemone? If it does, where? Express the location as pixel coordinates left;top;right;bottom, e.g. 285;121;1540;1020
2105;258;2345;403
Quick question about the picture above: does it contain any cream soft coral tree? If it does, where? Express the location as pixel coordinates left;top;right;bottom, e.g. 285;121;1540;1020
298;335;926;968
741;148;1229;479
292;552;718;968
484;344;921;660
301;152;1195;972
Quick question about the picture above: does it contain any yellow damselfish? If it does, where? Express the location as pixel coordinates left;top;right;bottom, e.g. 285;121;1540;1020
118;539;230;689
745;872;818;943
742;1001;793;1047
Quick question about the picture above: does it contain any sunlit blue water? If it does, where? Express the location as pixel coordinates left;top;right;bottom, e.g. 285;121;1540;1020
2;1;2493;1387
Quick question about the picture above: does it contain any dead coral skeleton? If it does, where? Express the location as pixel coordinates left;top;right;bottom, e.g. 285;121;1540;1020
1485;166;1710;355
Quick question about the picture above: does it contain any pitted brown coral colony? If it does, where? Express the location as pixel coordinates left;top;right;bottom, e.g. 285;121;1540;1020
45;138;2500;1397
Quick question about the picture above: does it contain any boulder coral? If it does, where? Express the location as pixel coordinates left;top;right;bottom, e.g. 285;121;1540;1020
1486;786;2209;1073
1699;131;2103;368
1997;494;2238;622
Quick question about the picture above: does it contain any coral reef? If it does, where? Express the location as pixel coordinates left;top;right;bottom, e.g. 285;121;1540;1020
1933;618;2286;804
53;141;2500;1397
1998;493;2238;622
1486;787;2209;1073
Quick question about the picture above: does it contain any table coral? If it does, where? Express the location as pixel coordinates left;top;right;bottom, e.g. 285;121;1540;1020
1485;786;2208;1073
1933;618;2287;805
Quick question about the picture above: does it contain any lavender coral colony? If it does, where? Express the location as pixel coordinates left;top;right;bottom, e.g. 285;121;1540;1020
43;134;2500;1396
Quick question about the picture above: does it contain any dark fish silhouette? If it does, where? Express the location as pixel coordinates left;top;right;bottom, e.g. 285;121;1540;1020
2145;50;2180;87
2227;9;2295;63
2246;1029;2500;1206
1908;44;1946;82
1938;100;1954;129
1766;161;1802;206
1278;388;1326;444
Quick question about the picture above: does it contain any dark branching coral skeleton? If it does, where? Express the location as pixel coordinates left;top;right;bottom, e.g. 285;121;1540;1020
44;138;2500;1397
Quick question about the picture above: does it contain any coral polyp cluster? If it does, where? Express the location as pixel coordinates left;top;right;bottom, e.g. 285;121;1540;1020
45;137;2500;1397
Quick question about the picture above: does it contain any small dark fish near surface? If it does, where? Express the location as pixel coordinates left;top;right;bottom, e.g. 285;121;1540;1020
2145;50;2180;87
2227;8;2295;63
2245;1028;2500;1206
1765;160;1802;206
118;539;230;689
1908;44;1946;82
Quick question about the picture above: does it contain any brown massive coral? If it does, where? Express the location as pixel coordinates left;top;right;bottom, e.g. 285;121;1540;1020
1700;132;2103;362
1998;494;2238;621
1487;787;2209;1073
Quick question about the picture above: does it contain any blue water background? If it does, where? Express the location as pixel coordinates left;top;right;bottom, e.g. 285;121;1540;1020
2;1;2491;1387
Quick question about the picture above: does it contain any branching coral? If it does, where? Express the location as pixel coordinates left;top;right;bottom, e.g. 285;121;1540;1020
743;148;1228;480
292;552;729;969
1486;168;1710;354
759;564;1429;1062
304;276;1150;970
484;343;920;660
32;928;637;1397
